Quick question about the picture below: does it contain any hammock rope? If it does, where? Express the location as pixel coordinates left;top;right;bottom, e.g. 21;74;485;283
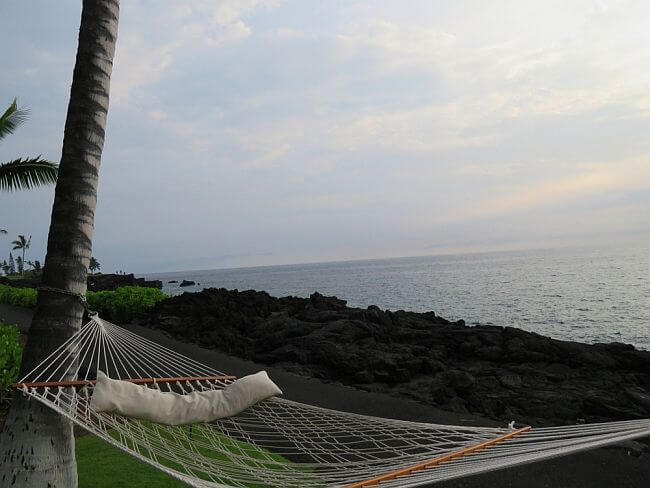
14;316;650;487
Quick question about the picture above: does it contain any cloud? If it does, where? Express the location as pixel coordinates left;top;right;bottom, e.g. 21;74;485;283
245;142;290;169
443;156;650;223
275;27;306;40
336;18;457;68
332;3;650;128
326;102;508;154
111;0;282;104
5;0;650;272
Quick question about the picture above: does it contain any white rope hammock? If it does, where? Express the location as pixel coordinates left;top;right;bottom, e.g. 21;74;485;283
15;316;650;487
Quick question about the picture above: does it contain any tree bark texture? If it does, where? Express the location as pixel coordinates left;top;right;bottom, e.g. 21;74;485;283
0;1;119;486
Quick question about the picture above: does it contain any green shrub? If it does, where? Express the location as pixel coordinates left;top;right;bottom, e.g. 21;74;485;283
0;284;167;323
0;284;37;308
87;286;168;323
0;323;22;395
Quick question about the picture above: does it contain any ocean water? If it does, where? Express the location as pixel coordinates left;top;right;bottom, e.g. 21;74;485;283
145;245;650;351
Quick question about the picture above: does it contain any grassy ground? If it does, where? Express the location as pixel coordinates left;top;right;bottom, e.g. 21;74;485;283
76;425;318;488
77;435;184;487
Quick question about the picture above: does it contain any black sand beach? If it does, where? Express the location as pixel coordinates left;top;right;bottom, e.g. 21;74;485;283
2;303;648;488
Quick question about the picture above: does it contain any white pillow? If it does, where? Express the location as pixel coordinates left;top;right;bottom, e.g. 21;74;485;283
90;370;282;425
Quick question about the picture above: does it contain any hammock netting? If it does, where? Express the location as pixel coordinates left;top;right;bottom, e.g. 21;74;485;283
15;316;650;487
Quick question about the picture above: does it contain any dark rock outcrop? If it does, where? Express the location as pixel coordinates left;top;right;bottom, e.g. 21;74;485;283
1;273;162;291
87;273;162;291
179;280;196;287
143;288;650;426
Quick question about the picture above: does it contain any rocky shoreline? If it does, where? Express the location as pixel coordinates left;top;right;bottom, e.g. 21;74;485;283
142;288;650;427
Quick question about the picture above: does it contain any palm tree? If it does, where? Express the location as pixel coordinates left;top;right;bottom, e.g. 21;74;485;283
11;234;31;275
0;1;120;486
89;256;101;274
0;99;59;191
27;259;42;271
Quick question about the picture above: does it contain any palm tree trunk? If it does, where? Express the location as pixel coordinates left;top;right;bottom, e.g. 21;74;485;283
0;1;119;486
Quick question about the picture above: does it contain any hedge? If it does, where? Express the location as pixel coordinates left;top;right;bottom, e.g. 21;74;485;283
87;286;168;323
0;284;167;323
0;323;22;394
0;285;37;308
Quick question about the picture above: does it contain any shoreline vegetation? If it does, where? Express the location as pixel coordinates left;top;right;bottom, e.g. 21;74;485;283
0;284;167;323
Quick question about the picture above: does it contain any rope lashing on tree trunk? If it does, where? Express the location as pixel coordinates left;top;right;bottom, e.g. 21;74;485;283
36;285;97;315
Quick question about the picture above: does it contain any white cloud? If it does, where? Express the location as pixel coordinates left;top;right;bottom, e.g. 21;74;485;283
442;156;650;223
8;0;650;271
325;101;506;155
275;27;306;40
111;0;282;103
245;143;290;169
337;18;456;67
330;3;650;133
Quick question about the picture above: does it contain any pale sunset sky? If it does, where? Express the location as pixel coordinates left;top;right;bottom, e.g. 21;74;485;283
1;0;649;272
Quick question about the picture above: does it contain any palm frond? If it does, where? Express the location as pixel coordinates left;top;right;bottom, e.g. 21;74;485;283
0;99;29;141
0;157;59;191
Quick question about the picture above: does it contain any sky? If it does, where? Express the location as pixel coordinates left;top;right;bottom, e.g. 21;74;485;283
1;0;649;273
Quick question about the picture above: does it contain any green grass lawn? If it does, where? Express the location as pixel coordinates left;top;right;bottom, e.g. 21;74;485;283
76;426;320;488
77;435;185;487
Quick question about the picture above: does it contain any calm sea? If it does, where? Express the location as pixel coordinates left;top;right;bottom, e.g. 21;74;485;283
145;245;650;351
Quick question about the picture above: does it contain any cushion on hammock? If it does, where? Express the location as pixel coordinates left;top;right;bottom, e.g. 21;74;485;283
90;370;282;425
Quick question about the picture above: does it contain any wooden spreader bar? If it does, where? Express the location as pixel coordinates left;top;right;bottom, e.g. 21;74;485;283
346;426;532;488
14;375;237;389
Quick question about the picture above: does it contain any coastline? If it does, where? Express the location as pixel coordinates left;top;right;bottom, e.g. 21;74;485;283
142;288;650;428
146;245;650;351
2;302;649;488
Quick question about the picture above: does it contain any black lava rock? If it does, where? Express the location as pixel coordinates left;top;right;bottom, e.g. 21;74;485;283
143;288;650;427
